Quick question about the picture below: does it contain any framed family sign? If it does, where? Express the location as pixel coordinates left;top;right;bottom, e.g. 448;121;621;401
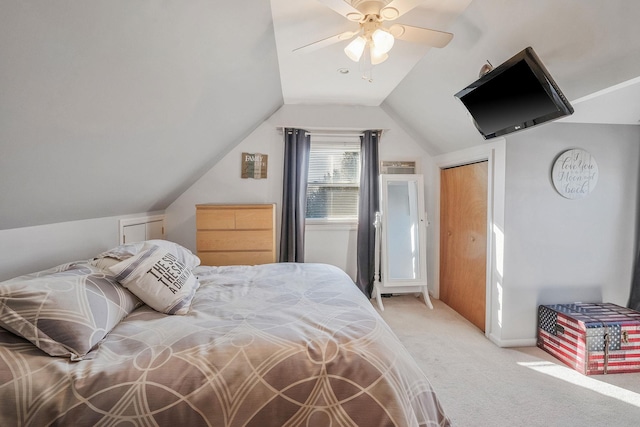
551;148;598;199
241;152;268;179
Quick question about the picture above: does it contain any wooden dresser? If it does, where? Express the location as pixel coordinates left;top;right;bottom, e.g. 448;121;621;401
196;204;276;266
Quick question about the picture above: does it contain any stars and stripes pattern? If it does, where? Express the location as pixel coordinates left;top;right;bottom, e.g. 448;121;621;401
587;323;621;351
538;307;558;335
537;303;640;375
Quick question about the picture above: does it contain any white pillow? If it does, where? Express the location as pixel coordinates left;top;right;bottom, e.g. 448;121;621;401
109;243;200;315
89;256;120;270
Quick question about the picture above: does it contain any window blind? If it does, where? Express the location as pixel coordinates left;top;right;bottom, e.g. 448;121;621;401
306;140;361;220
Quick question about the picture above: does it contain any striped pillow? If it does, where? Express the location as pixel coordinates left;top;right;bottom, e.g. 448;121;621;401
0;263;141;360
109;243;200;315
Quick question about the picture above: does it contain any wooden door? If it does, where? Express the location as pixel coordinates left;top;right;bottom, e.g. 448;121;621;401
440;161;488;331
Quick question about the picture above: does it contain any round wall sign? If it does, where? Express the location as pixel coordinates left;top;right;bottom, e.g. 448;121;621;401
551;149;598;199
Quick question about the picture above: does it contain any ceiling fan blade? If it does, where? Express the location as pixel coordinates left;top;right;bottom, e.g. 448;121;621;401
318;0;364;21
389;24;453;48
380;0;425;21
292;30;358;54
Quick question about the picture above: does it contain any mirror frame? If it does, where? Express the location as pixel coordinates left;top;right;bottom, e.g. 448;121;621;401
374;174;432;310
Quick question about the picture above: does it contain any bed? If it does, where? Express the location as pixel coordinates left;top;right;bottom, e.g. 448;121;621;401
0;240;450;426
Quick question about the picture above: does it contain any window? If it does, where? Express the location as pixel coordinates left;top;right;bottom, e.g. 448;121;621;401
306;136;361;221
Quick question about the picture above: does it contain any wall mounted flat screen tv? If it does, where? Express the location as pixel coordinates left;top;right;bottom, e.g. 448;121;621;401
454;47;574;139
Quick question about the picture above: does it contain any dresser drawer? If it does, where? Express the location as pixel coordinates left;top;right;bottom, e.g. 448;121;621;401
234;209;274;229
196;208;273;230
196;230;274;252
198;251;275;266
196;210;236;230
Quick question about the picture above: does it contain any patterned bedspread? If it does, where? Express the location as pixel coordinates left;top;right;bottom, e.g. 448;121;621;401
0;262;450;426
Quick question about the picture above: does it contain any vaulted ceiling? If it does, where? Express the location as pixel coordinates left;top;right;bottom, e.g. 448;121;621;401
1;0;639;231
272;0;640;153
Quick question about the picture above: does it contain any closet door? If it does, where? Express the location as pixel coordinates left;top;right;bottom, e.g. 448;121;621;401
122;223;147;244
440;161;488;331
119;215;165;244
146;220;164;240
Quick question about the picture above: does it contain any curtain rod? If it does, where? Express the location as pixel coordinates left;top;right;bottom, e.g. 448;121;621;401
306;132;364;137
277;127;385;137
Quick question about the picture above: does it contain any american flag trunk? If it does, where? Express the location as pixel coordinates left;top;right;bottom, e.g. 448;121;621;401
537;303;640;375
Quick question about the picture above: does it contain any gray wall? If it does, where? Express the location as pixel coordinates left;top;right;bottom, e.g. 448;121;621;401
501;122;639;341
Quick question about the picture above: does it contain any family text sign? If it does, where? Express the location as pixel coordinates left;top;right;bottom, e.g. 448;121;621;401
241;152;268;179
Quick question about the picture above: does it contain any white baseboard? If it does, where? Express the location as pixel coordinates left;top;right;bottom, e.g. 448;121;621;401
488;333;537;348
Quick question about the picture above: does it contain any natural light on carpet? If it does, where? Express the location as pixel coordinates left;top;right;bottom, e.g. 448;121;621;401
518;361;640;408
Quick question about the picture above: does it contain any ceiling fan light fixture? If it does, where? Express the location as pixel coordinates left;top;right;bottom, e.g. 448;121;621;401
371;28;394;54
370;46;389;65
344;36;367;62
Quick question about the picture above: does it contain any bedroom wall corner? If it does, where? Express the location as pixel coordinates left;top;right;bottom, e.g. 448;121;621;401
500;122;640;344
164;104;435;282
163;121;284;255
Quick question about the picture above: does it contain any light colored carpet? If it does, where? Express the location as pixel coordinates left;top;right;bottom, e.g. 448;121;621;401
375;295;640;427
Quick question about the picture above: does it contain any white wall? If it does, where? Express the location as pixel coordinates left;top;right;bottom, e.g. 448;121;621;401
0;211;164;281
165;104;433;283
500;122;640;343
164;121;285;253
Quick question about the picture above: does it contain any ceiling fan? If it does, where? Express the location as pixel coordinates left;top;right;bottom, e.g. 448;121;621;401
293;0;454;65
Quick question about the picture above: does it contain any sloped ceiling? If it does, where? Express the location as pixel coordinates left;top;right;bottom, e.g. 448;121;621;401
270;0;640;154
2;0;640;231
382;0;640;154
271;0;473;106
0;0;283;230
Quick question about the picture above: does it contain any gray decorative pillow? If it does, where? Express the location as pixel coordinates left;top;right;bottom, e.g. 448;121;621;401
0;262;141;360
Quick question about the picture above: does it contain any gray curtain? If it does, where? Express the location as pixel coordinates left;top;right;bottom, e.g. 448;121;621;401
279;128;310;263
628;174;640;310
629;254;640;311
355;130;380;297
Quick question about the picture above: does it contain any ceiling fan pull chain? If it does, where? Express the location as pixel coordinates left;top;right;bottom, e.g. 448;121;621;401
360;49;374;83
